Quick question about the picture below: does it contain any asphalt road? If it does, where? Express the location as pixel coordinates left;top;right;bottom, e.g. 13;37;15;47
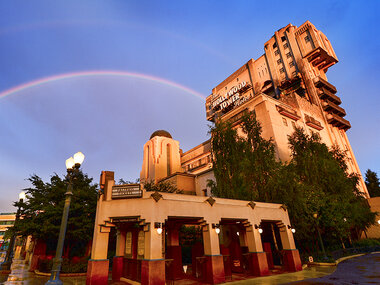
289;253;380;285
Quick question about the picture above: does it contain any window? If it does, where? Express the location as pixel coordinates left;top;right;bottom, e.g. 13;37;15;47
277;59;282;65
291;121;296;129
286;52;292;58
167;144;171;176
281;36;286;42
292;71;298;77
0;231;5;236
202;189;208;197
305;35;310;43
289;61;295;67
273;42;277;49
236;78;239;82
274;49;280;56
279;67;285;74
283;43;289;49
282;118;288;126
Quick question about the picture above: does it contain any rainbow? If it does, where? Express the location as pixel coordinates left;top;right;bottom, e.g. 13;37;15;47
0;70;206;100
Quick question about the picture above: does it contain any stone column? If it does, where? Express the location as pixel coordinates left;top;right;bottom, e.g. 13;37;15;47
112;229;126;282
86;225;110;285
140;223;165;285
279;225;302;272
202;224;225;284
245;225;269;276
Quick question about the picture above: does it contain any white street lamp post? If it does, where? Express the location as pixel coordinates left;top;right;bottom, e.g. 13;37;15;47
46;152;85;285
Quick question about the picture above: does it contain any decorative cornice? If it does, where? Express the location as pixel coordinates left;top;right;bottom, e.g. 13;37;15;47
151;191;163;202
205;196;216;206
248;201;256;209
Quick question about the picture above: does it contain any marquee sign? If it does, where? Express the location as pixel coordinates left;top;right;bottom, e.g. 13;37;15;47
112;184;142;199
210;81;252;116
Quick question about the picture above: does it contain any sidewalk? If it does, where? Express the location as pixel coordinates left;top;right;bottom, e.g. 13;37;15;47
1;253;379;284
226;266;335;285
0;259;86;285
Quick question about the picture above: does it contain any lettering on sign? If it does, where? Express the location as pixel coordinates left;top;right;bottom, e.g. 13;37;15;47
112;184;142;199
125;232;132;255
137;230;145;257
211;81;248;111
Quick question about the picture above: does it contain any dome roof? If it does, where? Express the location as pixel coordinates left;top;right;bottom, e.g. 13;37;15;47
150;130;172;140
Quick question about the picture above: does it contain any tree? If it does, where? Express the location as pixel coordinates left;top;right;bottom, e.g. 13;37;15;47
143;180;183;193
6;171;98;257
365;169;380;197
208;113;376;254
208;112;280;201
287;127;376;247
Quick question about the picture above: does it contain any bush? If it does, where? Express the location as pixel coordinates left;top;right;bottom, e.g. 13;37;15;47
38;257;88;273
353;238;380;247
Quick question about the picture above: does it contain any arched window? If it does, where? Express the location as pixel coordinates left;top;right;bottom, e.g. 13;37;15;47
167;144;171;176
146;145;150;178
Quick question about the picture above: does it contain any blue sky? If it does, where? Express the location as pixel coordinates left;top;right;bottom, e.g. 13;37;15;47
0;0;379;211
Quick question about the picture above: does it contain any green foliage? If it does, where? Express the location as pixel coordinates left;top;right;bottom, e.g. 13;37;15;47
7;171;98;251
353;238;380;247
143;180;183;193
208;112;280;201
118;178;140;185
38;257;89;273
179;225;202;246
365;169;380;197
287;127;376;244
209;112;376;254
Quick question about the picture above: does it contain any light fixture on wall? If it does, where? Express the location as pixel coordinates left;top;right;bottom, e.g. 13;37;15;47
255;224;263;234
237;231;240;236
287;225;296;233
212;223;220;234
154;222;164;234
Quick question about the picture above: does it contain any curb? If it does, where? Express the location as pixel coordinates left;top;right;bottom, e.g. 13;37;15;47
307;251;380;267
34;269;87;277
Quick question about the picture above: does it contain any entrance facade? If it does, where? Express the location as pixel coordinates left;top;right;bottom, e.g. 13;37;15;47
86;172;301;284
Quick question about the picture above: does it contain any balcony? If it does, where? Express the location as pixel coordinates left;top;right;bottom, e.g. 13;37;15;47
277;106;301;121
317;88;341;105
326;113;351;130
306;47;338;70
313;76;337;94
304;114;323;131
322;100;346;117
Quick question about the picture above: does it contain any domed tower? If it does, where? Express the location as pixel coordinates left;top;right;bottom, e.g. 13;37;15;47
140;130;182;183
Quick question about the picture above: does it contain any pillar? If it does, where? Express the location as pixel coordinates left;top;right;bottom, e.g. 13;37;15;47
245;225;269;276
202;224;225;284
140;223;165;285
279;226;302;272
112;230;126;282
29;239;46;272
86;225;110;285
166;227;183;280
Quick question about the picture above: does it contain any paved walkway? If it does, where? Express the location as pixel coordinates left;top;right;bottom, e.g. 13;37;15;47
1;253;379;284
0;259;86;284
